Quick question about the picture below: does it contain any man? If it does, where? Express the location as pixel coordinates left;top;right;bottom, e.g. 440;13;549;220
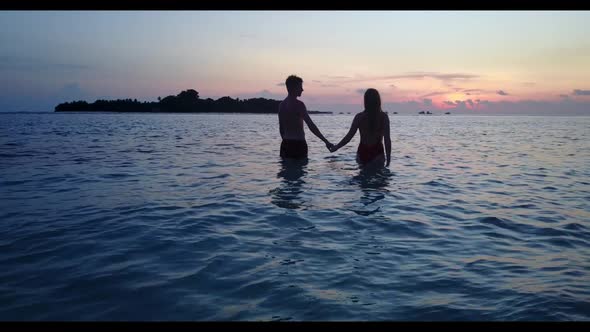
278;75;333;159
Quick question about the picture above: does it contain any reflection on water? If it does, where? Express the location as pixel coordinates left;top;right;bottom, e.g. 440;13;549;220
269;158;309;210
350;165;393;216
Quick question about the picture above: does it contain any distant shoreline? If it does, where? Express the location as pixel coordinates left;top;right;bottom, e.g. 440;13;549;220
54;89;331;115
53;110;333;115
4;111;589;117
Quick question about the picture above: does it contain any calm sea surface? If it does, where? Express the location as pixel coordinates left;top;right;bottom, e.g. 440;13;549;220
1;112;589;320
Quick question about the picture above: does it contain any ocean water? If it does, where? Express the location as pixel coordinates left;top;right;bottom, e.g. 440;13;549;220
1;112;589;321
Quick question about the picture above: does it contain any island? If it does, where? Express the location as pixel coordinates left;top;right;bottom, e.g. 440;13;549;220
55;89;332;114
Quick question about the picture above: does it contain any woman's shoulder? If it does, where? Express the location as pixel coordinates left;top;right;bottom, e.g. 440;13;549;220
354;111;367;122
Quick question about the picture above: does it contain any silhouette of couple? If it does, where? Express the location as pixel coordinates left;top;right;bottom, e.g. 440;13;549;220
278;75;391;167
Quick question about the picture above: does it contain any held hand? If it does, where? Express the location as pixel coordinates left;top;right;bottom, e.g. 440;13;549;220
325;141;334;152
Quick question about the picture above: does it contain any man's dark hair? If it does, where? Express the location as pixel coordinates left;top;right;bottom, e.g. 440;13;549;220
285;75;303;93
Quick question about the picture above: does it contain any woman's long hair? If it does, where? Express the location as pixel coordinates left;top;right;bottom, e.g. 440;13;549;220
364;88;381;131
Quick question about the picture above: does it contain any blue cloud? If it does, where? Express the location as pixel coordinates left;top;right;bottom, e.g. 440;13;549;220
0;55;90;72
236;89;284;100
463;88;485;93
324;75;352;79
338;72;479;84
573;89;590;96
420;91;448;98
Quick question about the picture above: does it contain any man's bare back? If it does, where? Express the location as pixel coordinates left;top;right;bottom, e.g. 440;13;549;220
279;97;306;141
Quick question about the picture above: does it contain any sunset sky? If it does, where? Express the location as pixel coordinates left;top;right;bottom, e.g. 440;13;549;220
1;11;589;114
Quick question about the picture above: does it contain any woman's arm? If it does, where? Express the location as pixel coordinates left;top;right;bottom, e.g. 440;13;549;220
383;113;391;166
333;114;360;152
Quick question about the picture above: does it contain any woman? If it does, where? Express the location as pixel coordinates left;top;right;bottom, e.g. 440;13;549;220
330;88;391;167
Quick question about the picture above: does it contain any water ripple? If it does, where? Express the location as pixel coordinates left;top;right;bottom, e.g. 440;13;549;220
0;113;589;320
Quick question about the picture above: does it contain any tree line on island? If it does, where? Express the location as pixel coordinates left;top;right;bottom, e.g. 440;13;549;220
54;89;331;114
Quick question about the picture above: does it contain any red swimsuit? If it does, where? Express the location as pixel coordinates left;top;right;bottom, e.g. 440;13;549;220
357;142;384;164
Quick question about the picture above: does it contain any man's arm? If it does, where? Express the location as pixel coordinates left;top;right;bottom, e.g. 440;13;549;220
302;104;331;145
333;114;359;151
383;113;391;167
278;113;284;139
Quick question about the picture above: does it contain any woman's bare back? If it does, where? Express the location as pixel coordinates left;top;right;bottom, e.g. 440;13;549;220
357;111;386;145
